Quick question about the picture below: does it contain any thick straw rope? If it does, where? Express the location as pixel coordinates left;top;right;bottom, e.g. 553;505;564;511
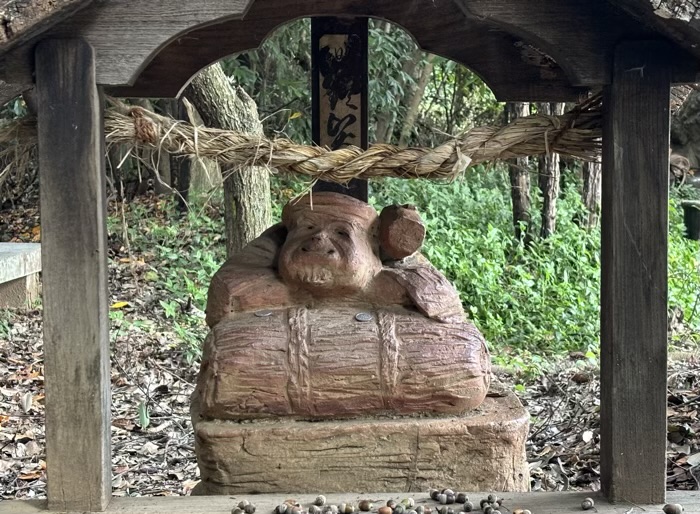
1;94;602;184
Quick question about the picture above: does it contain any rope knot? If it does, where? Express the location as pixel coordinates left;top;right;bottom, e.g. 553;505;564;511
128;107;159;146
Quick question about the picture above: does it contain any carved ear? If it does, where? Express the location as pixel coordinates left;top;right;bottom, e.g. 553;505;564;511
378;204;426;261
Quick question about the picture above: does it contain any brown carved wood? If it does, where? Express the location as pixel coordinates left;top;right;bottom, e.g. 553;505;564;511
600;40;671;504
35;38;111;512
105;0;586;102
196;306;490;420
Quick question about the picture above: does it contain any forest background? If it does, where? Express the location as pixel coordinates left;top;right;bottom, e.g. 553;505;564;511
2;18;699;376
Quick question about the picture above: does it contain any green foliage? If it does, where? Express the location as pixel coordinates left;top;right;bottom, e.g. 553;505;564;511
107;198;226;362
669;190;700;339
372;169;700;371
220;18;502;147
221;19;313;143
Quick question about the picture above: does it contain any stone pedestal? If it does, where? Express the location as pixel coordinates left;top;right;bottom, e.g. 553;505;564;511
192;388;530;495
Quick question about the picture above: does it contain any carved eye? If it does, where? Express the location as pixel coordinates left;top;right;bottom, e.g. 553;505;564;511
307;225;314;230
336;230;350;238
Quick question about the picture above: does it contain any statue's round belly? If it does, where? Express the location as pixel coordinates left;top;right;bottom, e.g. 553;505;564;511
194;305;491;420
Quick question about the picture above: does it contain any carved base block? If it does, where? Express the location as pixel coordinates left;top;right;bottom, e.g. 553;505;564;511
192;390;529;495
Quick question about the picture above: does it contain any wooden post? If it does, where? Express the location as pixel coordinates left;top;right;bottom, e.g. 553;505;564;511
311;17;368;201
600;41;671;504
35;38;112;512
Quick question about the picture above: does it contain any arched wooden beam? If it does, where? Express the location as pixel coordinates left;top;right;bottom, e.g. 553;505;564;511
107;0;587;102
453;0;654;86
0;0;255;95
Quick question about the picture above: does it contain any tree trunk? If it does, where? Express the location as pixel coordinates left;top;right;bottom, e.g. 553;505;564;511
184;63;271;256
505;102;532;243
582;160;602;228
375;47;422;144
536;102;565;238
398;55;435;147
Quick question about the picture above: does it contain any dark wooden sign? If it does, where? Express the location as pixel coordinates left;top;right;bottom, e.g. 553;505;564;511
311;17;368;201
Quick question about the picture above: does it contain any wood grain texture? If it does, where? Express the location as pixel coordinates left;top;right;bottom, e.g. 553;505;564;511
192;392;529;494
0;0;92;51
600;41;671;504
105;0;586;101
5;491;700;514
1;0;253;90
195;306;490;420
311;17;368;201
35;38;111;512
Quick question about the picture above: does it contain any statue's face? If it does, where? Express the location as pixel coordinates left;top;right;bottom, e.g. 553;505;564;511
278;209;381;295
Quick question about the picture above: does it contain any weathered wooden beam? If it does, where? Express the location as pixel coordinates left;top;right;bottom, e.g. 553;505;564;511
105;0;585;102
3;491;700;514
311;16;368;201
0;0;93;52
600;40;671;504
0;0;254;92
35;38;111;512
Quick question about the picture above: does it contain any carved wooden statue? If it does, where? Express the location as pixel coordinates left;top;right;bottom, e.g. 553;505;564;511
193;192;490;421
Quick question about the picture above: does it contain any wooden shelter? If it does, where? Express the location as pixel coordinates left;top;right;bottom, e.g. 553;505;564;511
1;0;700;512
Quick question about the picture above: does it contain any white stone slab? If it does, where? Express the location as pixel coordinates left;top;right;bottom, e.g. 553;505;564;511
0;243;42;283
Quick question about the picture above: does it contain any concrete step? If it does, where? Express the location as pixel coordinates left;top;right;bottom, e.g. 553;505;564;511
0;243;42;308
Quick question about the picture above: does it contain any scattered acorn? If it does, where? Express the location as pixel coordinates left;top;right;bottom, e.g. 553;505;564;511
276;505;288;514
522;510;532;514
479;500;488;509
315;496;327;507
483;507;494;514
406;510;418;514
445;495;455;505
415;505;424;514
442;489;455;497
231;509;243;514
394;505;405;514
387;500;398;509
423;507;433;514
359;501;373;512
438;494;448;505
238;501;250;509
430;490;441;501
462;501;473;512
244;504;256;514
401;499;415;509
309;506;322;514
663;505;684;514
447;509;455;514
340;504;355;514
486;495;497;504
581;497;595;511
436;506;449;514
378;507;393;514
455;494;467;504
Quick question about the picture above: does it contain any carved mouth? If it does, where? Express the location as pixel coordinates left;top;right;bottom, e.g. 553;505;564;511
296;267;333;285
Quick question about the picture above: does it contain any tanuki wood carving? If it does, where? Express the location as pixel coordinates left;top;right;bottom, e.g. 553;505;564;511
194;192;490;420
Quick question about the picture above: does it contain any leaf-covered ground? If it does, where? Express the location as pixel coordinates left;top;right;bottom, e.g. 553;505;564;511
2;195;700;500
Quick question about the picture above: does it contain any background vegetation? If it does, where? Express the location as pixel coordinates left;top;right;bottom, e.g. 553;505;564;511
5;18;700;377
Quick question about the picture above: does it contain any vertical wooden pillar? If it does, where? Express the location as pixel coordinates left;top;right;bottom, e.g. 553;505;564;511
600;41;671;504
311;17;368;201
36;39;111;512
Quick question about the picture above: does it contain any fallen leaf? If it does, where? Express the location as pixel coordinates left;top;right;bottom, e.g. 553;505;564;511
18;471;42;480
111;301;130;309
20;392;32;413
582;430;594;443
140;441;159;455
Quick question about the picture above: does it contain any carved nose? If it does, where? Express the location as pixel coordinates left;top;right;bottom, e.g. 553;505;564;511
301;234;336;255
